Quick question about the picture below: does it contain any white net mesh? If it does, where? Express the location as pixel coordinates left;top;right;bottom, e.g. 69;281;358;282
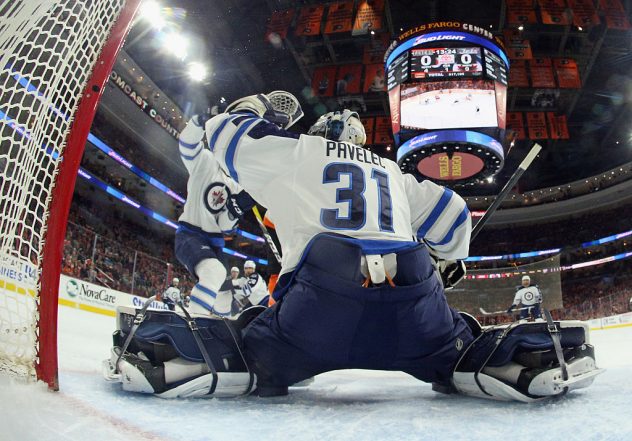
0;0;127;381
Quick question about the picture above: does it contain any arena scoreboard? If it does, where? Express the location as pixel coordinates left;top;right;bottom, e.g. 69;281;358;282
385;22;510;185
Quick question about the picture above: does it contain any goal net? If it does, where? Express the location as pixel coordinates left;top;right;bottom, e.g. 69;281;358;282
0;0;140;389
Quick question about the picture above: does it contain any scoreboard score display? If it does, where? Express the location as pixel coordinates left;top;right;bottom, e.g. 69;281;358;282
410;47;483;79
385;21;510;185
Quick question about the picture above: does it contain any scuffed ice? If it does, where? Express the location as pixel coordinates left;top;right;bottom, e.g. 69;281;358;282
0;306;630;441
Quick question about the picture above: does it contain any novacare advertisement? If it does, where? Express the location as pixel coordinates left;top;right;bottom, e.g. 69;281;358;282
59;274;169;315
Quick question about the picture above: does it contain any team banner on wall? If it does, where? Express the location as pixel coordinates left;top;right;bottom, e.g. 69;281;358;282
352;0;384;35
374;116;393;144
336;64;363;95
506;0;538;24
527;111;549;139
503;29;533;59
265;9;295;41
529;58;556;88
538;0;572;25
554;58;581;88
547;112;570;139
568;0;601;27
361;117;375;144
509;59;530;87
363;33;390;64
599;0;632;30
364;64;386;92
295;5;325;36
509;112;570;139
324;1;354;34
508;112;527;140
312;66;337;96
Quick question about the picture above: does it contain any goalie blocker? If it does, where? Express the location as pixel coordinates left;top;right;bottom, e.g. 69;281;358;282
104;304;602;402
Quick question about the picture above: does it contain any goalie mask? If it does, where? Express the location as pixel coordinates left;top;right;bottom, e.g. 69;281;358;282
225;91;303;129
307;110;367;147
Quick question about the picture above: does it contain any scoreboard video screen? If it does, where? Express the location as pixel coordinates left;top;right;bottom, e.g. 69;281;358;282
400;79;498;130
410;47;483;80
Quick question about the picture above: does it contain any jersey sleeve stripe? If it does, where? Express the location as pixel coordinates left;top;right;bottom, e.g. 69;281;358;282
194;283;217;298
180;148;203;161
426;206;469;247
208;115;237;152
416;188;453;238
225;118;261;182
178;139;199;150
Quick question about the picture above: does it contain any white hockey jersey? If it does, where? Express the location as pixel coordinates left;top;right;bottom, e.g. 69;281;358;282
242;273;268;306
178;118;244;233
162;286;182;303
205;112;471;275
513;285;542;307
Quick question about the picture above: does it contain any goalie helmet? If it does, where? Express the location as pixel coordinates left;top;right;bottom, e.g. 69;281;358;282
307;110;367;147
225;91;303;129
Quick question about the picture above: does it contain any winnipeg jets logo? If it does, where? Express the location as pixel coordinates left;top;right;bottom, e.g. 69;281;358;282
524;291;534;301
204;182;231;214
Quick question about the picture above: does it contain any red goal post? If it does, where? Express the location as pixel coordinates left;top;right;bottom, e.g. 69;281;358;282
0;0;142;390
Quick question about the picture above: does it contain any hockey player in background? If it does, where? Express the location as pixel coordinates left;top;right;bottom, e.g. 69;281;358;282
107;92;601;401
159;277;183;311
175;112;255;317
241;260;269;307
507;275;543;320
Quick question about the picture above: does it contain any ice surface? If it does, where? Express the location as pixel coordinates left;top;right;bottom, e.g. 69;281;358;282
1;306;631;441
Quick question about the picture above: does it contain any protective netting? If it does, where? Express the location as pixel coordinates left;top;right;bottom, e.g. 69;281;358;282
0;0;126;380
446;255;563;316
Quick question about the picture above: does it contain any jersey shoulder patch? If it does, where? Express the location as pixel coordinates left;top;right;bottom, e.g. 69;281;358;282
247;273;259;286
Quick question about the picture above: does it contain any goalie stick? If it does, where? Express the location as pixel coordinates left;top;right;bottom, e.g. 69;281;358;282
479;306;532;315
470;143;542;243
252;205;282;265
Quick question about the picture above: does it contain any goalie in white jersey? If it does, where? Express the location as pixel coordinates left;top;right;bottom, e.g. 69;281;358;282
197;91;598;401
175;113;255;317
106;92;601;402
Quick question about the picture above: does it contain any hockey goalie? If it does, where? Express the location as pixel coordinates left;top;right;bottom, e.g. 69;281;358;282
104;91;602;402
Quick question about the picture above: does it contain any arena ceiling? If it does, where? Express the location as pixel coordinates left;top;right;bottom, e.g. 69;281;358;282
122;0;632;195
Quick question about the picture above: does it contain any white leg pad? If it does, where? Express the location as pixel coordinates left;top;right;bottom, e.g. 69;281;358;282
528;356;604;396
157;372;256;399
118;358;156;394
452;371;540;403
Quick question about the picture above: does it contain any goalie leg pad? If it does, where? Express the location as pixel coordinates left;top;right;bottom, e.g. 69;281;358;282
111;350;256;397
450;320;603;402
105;307;259;397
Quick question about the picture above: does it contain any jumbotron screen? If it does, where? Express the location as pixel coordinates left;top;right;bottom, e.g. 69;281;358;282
400;79;498;130
410;47;483;80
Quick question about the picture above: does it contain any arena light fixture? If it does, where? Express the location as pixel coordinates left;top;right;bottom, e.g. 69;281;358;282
187;62;208;82
163;32;189;59
139;1;166;29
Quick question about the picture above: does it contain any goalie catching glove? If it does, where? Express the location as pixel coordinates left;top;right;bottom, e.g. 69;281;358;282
225;91;303;129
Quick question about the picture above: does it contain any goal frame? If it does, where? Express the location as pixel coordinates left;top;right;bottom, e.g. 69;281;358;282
34;0;142;390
